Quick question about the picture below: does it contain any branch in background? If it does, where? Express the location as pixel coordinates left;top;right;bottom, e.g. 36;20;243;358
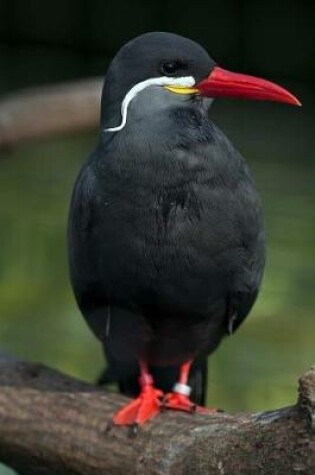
0;355;314;475
0;78;103;148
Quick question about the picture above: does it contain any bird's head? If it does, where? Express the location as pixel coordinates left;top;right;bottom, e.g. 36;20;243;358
101;32;300;133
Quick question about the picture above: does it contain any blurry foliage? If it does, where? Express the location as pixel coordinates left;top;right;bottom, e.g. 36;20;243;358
0;100;313;412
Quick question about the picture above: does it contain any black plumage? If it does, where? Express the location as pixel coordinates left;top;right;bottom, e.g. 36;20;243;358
68;32;266;406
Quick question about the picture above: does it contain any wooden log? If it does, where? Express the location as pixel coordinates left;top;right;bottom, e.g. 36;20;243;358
0;354;314;475
0;78;103;147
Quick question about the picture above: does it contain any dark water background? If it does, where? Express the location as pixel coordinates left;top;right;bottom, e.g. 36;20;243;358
0;88;314;475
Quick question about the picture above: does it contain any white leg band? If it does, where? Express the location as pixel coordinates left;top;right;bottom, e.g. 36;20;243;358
173;383;192;396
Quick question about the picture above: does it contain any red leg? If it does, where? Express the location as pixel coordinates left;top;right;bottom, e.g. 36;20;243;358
113;361;163;426
163;360;217;414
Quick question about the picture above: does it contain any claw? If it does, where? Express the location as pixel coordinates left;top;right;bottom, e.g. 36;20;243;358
163;392;217;414
129;423;139;437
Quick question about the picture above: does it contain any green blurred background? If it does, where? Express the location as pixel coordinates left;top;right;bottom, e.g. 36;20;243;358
0;1;314;473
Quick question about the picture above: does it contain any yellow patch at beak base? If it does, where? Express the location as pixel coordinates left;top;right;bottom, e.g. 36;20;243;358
164;85;199;95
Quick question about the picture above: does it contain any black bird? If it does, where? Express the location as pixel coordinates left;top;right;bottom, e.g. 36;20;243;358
68;32;300;426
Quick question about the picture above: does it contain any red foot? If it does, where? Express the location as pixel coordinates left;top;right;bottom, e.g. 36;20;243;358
113;385;163;426
163;392;218;414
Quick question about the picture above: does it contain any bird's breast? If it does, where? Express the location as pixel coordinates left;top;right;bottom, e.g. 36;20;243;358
85;125;263;314
95;174;244;312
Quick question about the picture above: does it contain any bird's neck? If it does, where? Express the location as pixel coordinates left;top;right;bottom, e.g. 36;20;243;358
101;100;213;153
96;103;245;197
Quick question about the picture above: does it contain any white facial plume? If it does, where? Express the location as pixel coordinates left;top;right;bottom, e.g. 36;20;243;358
104;76;196;133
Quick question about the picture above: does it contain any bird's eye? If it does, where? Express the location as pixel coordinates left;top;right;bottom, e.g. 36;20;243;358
160;61;183;76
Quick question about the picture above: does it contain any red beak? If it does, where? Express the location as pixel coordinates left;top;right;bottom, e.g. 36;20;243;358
196;66;301;106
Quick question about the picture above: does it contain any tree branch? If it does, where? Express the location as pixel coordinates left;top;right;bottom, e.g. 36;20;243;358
0;78;103;148
0;354;314;475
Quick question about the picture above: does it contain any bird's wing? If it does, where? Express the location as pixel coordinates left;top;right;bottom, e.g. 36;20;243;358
227;231;266;335
68;162;111;334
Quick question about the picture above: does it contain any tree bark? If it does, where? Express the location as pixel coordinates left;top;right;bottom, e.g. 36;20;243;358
0;79;103;148
0;354;314;475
